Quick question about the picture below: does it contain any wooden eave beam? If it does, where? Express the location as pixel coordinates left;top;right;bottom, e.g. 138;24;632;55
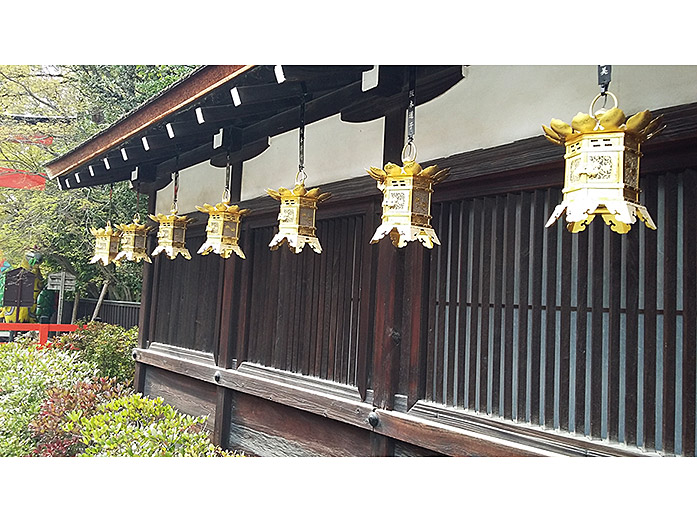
45;65;254;179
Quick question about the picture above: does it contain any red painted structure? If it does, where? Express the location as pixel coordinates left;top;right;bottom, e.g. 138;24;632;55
0;323;80;344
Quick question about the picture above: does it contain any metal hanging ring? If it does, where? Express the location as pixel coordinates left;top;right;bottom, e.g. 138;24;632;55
401;141;417;163
170;201;178;214
133;212;140;223
222;187;231;204
589;91;618;118
295;169;307;186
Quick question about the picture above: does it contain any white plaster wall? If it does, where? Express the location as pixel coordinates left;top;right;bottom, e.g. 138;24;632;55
158;65;697;213
240;113;384;201
155;160;227;215
415;65;697;163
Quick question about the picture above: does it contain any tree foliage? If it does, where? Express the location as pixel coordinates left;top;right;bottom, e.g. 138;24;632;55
0;65;197;300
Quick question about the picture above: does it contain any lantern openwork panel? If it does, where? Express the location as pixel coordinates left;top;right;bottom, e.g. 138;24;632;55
90;222;122;266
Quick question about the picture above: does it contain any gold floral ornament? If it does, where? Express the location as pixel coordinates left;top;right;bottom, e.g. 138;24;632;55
267;182;331;254
196;201;250;259
115;216;152;263
149;209;194;260
368;144;450;248
543;91;664;234
89;221;122;266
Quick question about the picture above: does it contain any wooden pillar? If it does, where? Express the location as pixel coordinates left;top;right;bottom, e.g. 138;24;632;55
212;160;243;448
134;185;158;394
371;75;409;455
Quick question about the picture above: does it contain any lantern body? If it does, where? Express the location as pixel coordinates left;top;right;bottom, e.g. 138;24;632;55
149;212;193;260
115;220;152;263
368;160;450;248
196;202;250;259
89;222;122;265
547;131;655;233
267;183;331;254
543;100;663;234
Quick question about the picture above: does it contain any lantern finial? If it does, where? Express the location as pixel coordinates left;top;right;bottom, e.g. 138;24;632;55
543;91;664;234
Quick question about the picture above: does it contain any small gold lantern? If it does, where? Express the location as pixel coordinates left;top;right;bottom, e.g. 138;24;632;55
149;208;194;260
89;221;122;265
115;216;152;263
196;200;250;259
267;182;331;254
368;144;450;248
543;92;664;234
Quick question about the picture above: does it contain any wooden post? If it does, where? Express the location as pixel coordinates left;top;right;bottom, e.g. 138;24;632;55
91;279;109;321
212;160;242;449
370;75;409;455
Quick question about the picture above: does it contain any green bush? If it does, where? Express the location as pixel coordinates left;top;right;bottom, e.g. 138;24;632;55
64;394;240;457
0;341;97;456
49;322;137;385
29;378;130;457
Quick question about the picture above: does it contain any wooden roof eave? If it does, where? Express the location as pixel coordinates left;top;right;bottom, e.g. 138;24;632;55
44;65;254;179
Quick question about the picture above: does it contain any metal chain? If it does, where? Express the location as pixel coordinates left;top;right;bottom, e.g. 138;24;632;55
402;67;417;163
223;152;232;203
134;184;140;222
296;94;307;185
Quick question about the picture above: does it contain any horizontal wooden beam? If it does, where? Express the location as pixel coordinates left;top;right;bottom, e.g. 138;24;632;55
133;343;653;457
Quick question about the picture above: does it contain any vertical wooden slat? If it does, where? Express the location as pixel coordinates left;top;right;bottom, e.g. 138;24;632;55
529;190;544;425
625;226;640;446
426;204;440;402
544;193;558;428
503;194;516;419
575;227;589;434
300;244;316;377
590;219;604;438
517;192;531;422
327;220;341;381
608;227;622;441
307;221;324;377
337;217;353;383
234;224;254;367
682;171;697;457
663;171;678;454
468;198;482;410
491;196;505;416
356;203;378;400
447;201;461;406
436;201;451;405
643;174;658;451
456;200;471;408
559;214;573;432
405;238;429;409
349;215;364;386
479;198;492;413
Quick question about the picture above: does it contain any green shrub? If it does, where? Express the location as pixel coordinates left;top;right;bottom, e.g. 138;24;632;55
50;322;138;385
0;341;97;456
65;394;240;457
29;378;130;457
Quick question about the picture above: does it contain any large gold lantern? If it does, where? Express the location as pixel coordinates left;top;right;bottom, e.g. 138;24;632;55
197;201;250;259
89;221;122;265
267;182;331;254
368;143;450;248
543;91;664;234
115;217;152;263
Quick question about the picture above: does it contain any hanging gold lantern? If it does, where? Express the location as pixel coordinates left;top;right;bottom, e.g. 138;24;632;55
197;201;250;259
89;221;122;265
149;209;193;260
543;91;664;234
368;143;451;249
115;216;152;263
267;182;331;254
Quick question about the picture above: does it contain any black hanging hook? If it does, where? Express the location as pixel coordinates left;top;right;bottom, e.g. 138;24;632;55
598;65;612;95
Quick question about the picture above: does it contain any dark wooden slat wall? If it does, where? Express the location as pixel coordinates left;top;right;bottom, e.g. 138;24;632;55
422;171;697;455
146;163;696;455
